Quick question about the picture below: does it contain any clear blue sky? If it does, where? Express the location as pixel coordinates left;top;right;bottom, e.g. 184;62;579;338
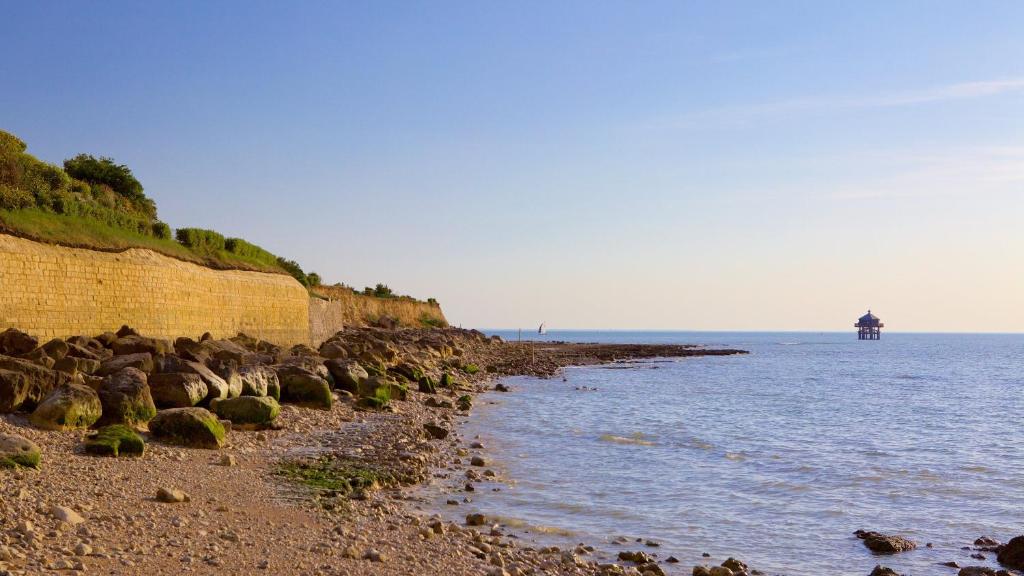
3;1;1023;331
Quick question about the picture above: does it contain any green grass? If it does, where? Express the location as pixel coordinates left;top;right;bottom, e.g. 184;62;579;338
0;208;287;274
462;363;480;375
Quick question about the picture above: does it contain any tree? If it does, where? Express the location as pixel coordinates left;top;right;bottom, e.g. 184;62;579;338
63;154;154;218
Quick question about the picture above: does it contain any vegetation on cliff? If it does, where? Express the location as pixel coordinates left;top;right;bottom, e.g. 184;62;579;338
0;129;318;281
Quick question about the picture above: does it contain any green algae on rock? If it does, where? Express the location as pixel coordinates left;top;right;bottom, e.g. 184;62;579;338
149;407;226;449
84;424;146;457
0;433;41;469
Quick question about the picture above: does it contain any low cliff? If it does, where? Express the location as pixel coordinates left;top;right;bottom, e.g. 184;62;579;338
309;285;447;345
0;234;310;345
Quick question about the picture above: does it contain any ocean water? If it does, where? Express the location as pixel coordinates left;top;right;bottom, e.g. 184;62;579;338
444;331;1024;575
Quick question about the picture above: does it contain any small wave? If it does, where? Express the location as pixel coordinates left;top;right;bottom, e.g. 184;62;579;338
778;341;803;346
894;374;927;380
599;433;656;446
493;516;577;537
725;452;747;462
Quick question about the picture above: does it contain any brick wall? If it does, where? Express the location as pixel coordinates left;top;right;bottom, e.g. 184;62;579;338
0;234;310;345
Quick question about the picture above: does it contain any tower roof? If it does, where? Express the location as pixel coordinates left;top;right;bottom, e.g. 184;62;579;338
859;310;880;322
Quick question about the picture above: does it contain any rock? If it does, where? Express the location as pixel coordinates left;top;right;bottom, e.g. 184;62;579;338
494;383;510;392
29;383;102;430
237;365;280;399
418;375;437;394
53;356;100;375
95;367;157;427
324;359;367;394
423;422;449;440
209;396;280;428
149;373;208;408
708;567;733;576
74;543;92;556
471;455;486;466
466;513;486;526
84;424;145;457
0;433;41;468
997;535;1024;569
722;558;747;573
149;407;226;449
364;548;386;562
959;568;997;576
0;356;75;412
155;356;230;402
39;338;70;361
50;505;85;525
856;530;917;554
219;454;237;466
208;358;244;398
276;365;332;409
457;394;473;411
111;335;173;356
0;328;38;356
96;352;154;377
975;536;1001;551
869;566;900;576
318;340;349;360
693;568;712;576
156;487;190;503
618;551;655;564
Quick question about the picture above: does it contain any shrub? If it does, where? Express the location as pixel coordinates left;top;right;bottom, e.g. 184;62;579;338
151;221;171;239
63;154;152;217
0;183;34;210
363;283;395;298
426;297;438;305
224;237;279;267
276;257;309;287
307;272;321;287
175;227;226;254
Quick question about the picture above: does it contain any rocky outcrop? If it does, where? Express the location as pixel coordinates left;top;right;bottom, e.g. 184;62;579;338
0;328;38;356
997;536;1024;569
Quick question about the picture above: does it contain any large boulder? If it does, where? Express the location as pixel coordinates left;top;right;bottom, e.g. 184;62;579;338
111;335;173;356
39;339;70;361
84;424;145;457
275;365;332;409
997;536;1024;569
0;328;38;356
30;383;102;430
0;433;41;469
0;356;75;412
149;407;226;449
156;356;230;402
65;342;103;361
208;359;243;398
237;365;280;399
149;373;208;408
318;340;349;360
210;396;280;429
95;368;157;427
96;352;154;377
324;359;367;394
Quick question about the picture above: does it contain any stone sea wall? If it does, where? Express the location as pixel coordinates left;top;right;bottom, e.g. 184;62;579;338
309;286;448;345
0;234;310;345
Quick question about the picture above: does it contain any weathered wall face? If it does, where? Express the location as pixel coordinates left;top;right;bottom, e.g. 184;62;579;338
309;286;447;345
0;234;310;345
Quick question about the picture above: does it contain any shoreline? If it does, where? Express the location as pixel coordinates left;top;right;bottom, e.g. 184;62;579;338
0;326;747;576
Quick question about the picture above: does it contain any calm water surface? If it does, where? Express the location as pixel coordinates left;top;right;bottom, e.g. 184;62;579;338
434;331;1024;575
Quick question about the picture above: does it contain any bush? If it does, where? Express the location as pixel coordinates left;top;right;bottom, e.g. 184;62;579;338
224;237;280;267
307;272;321;287
0;183;34;211
175;227;226;254
63;154;152;217
276;257;309;287
151;222;171;239
363;283;395;298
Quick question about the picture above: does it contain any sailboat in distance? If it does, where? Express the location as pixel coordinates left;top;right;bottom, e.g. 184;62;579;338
538;322;547;335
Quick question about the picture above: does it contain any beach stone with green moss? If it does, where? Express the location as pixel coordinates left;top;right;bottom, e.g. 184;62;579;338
0;433;41;469
418;375;437;394
210;396;280;428
324;359;367;394
30;382;101;430
149;407;226;449
84;424;145;457
96;367;157;427
237;364;279;399
277;366;332;409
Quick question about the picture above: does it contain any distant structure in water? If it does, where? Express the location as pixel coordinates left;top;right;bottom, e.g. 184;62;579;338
855;310;883;340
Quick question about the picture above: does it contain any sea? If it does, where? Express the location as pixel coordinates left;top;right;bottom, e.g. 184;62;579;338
426;331;1024;576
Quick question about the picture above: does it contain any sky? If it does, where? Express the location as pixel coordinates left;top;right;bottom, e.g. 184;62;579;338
2;1;1023;331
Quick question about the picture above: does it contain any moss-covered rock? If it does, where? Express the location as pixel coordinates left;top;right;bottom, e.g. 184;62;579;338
237;365;279;399
84;424;145;457
324;359;367;394
149;372;208;408
96;352;154;377
209;396;280;429
440;372;455;389
95;367;157;427
30;383;102;430
276;366;332;409
149;407;226;449
417;375;437;394
0;433;41;469
457;395;473;411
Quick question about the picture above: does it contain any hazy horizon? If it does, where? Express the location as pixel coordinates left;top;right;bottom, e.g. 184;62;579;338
3;1;1022;332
